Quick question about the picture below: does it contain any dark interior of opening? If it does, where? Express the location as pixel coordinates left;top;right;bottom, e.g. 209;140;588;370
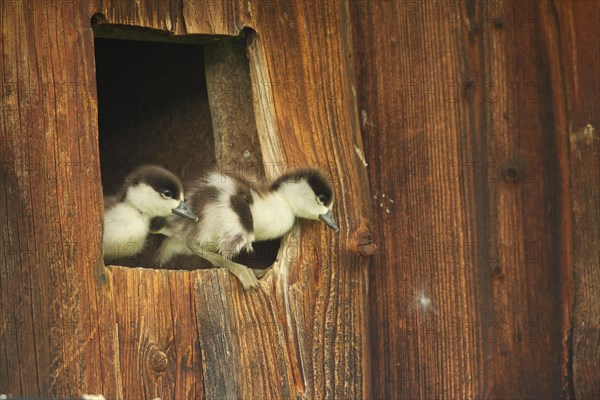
94;25;279;270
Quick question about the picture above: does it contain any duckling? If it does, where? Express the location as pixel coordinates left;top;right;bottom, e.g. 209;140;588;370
155;168;339;290
103;165;198;263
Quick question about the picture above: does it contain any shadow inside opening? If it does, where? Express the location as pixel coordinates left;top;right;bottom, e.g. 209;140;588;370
94;32;280;270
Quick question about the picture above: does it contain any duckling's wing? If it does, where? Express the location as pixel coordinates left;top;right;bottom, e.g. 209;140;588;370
229;191;253;233
149;217;167;234
215;191;255;258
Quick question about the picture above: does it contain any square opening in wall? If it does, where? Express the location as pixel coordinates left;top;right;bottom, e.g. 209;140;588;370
93;22;279;270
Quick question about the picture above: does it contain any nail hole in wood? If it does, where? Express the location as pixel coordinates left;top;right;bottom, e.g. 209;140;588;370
504;167;519;182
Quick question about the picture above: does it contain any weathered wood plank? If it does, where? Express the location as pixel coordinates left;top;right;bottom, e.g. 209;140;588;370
569;122;600;398
167;272;204;399
195;270;300;400
195;2;371;397
92;267;124;398
244;1;372;398
351;1;570;398
352;2;483;397
1;0;109;396
111;267;202;400
204;35;264;178
554;1;600;398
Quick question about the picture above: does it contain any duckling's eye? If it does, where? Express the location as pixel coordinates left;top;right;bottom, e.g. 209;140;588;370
161;189;174;198
317;194;327;204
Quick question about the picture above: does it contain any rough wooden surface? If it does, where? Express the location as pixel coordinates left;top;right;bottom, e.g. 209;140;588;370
3;0;598;399
1;0;371;398
110;267;203;400
350;1;592;398
555;1;600;398
204;35;264;177
1;0;110;396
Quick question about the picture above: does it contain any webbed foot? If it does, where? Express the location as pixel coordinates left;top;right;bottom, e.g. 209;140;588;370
187;240;259;291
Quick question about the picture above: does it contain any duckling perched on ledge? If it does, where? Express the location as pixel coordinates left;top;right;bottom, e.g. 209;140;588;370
103;165;197;263
155;168;339;290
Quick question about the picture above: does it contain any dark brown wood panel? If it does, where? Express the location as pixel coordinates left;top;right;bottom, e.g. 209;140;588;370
204;35;264;179
555;1;600;398
350;1;572;398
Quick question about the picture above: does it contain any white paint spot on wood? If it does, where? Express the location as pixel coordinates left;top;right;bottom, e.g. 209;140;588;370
354;144;368;167
419;295;432;308
571;123;597;145
414;289;435;314
374;192;396;214
361;109;375;129
583;123;596;142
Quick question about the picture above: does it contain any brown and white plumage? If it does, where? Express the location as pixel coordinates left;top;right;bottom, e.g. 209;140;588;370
102;165;197;263
155;168;339;290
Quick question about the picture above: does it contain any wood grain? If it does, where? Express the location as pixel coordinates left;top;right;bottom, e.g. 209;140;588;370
554;1;600;398
1;0;370;398
204;34;265;182
1;0;109;396
350;0;579;398
5;0;597;398
110;267;202;400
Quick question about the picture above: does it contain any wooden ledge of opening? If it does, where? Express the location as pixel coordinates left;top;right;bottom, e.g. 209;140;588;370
91;13;230;44
103;228;304;399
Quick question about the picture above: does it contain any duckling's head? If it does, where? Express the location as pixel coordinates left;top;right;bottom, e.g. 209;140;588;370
271;169;339;232
122;165;198;221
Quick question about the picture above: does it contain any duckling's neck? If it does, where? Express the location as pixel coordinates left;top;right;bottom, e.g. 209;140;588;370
124;199;153;221
251;192;296;241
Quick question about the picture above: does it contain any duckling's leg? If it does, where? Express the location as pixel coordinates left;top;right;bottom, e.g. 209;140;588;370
187;241;259;291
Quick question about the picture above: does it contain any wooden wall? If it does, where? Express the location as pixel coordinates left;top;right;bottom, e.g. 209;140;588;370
350;0;599;398
1;0;598;399
1;1;371;398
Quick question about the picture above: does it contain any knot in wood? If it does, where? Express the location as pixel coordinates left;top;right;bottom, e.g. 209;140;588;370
358;243;378;256
355;230;377;256
149;348;168;373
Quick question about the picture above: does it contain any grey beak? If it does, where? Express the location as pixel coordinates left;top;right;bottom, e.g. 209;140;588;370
172;201;198;221
319;209;339;232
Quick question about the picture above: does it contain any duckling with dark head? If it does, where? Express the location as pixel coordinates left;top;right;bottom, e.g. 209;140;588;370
155;168;339;290
103;165;197;263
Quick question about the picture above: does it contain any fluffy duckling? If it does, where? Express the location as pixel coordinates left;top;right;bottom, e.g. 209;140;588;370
103;165;198;263
155;168;339;290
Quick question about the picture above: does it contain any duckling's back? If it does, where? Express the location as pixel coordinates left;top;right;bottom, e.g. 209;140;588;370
156;171;256;264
